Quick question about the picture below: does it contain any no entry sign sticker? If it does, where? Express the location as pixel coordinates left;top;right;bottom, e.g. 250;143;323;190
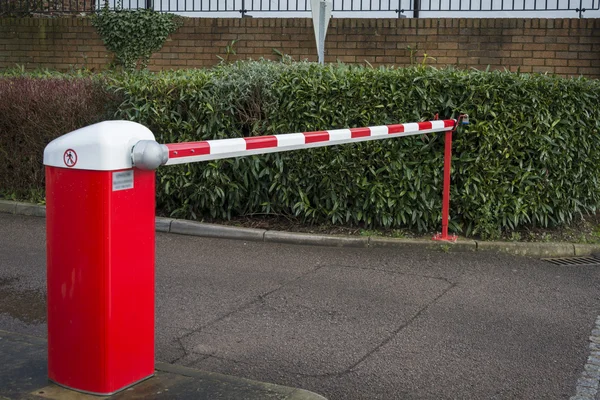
63;149;77;168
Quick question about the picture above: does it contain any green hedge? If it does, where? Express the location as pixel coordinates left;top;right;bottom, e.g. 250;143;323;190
3;62;600;237
0;75;119;200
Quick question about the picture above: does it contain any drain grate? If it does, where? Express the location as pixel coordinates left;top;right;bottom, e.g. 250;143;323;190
542;255;600;266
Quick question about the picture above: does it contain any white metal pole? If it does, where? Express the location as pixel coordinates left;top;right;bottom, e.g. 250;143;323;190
318;0;326;64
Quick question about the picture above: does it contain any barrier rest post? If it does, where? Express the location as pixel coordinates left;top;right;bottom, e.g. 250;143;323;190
432;114;468;242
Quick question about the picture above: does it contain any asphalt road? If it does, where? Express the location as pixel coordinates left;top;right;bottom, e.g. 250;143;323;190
0;213;599;399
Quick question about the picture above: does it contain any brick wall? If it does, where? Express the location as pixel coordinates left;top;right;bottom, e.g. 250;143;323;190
1;17;599;78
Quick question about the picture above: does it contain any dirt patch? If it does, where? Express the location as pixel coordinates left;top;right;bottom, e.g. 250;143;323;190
0;278;46;324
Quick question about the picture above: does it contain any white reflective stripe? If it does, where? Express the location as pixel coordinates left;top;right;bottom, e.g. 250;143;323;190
207;138;246;155
164;120;456;165
369;126;389;137
402;123;420;133
327;128;352;141
431;120;446;130
275;133;306;147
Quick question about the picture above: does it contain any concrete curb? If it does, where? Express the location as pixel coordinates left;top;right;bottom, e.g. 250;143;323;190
15;202;46;217
369;236;478;252
477;241;577;258
170;219;266;242
264;230;368;248
0;199;17;214
3;199;600;258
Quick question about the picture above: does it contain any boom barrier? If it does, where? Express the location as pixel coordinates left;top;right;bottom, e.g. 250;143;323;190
42;116;464;395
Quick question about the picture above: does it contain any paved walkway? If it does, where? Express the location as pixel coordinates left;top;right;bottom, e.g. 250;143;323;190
1;213;599;399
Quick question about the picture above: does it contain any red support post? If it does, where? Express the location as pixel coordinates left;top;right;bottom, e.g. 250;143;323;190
433;118;462;243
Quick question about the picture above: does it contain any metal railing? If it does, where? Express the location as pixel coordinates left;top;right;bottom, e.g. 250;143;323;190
1;0;598;17
0;0;96;14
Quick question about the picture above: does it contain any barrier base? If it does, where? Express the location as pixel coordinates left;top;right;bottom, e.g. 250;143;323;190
432;233;458;243
49;374;154;396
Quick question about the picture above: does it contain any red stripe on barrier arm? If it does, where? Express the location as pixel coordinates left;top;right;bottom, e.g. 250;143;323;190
418;121;433;130
166;142;210;158
387;124;405;134
444;120;455;128
303;131;330;144
244;136;278;150
350;127;371;138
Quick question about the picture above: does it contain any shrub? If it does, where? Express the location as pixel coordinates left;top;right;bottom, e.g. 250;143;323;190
0;77;119;199
3;62;600;237
111;62;600;236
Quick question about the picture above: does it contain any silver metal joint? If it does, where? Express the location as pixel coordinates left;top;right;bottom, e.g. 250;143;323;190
132;140;169;170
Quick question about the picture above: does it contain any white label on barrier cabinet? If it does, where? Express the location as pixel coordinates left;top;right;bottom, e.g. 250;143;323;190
113;170;134;191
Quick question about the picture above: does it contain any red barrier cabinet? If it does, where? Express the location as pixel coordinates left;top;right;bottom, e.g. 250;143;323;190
43;121;159;395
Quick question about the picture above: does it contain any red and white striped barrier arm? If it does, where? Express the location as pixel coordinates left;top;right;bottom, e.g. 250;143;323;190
164;119;456;165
